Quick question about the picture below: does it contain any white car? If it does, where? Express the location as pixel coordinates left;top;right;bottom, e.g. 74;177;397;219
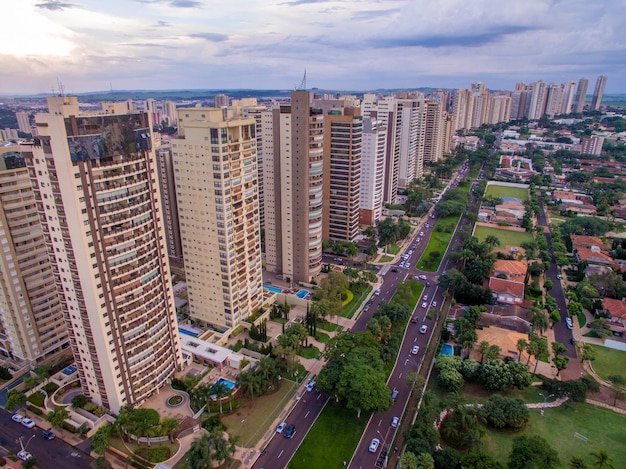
21;417;35;429
17;450;32;461
423;295;428;301
431;301;437;307
391;416;400;428
374;289;381;296
566;317;573;329
11;413;24;423
369;438;380;453
420;324;428;334
419;231;424;236
421;302;428;309
411;345;420;355
419;274;427;280
276;421;287;433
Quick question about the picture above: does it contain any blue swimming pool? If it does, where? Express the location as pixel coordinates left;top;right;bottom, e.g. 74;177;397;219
210;377;236;397
441;343;454;356
264;285;282;294
296;289;309;299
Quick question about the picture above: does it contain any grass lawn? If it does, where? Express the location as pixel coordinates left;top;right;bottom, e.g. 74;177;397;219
289;401;369;469
314;331;331;344
473;225;533;248
298;345;321;359
221;379;298;447
587;344;626;381
416;215;459;272
391;279;424;309
484;183;529;201
483;402;626;468
341;284;372;319
386;243;401;255
317;320;340;332
576;312;586;328
379;255;395;263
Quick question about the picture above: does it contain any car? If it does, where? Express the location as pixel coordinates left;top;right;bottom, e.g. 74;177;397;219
565;317;573;329
391;416;400;428
411;316;417;323
391;388;399;401
425;281;431;287
333;257;342;262
17;450;32;462
391;267;398;272
556;274;562;279
421;302;428;308
42;429;56;440
423;295;428;301
408;250;413;255
306;379;316;392
369;438;380;453
418;274;427;280
11;413;24;423
419;231;424;236
431;301;437;307
411;345;420;355
570;338;577;345
419;324;428;334
364;305;370;311
284;424;296;438
21;417;35;429
586;322;592;328
374;289;381;296
276;421;286;433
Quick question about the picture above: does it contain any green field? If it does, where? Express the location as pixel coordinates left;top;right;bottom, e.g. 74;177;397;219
483;402;626;468
587;344;626;381
416;215;459;271
289;401;369;469
484;183;529;201
473;225;533;248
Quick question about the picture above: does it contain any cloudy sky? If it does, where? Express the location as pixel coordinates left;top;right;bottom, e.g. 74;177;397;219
2;0;624;95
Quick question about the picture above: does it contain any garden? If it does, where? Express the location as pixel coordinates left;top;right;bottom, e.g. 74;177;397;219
483;183;529;202
473;225;534;248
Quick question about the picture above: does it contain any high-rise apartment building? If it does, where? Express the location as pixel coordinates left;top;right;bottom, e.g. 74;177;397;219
560;81;576;114
528;81;548;120
544;84;563;118
359;117;386;226
26;96;182;413
262;91;323;284
573;78;589;113
172;107;263;330
155;143;183;262
323;108;362;243
214;94;229;108
145;98;160;126
452;89;474;130
424;101;445;163
164;101;178;127
591;75;607;111
0;144;68;367
487;93;512;124
15;112;31;134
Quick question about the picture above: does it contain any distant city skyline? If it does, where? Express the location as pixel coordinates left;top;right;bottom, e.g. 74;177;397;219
2;0;625;95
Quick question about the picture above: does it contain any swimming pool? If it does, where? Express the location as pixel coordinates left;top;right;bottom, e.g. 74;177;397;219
210;377;236;397
296;289;309;299
264;285;282;294
441;343;454;356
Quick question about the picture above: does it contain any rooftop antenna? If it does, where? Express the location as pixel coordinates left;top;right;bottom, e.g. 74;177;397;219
296;69;307;91
56;77;65;97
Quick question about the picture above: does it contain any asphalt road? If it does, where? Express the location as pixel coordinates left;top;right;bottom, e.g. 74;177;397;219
0;409;92;469
537;194;577;358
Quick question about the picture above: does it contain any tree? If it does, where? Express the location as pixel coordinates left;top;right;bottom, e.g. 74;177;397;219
482;395;529;429
553;356;570;377
549;310;561;329
72;394;89;409
607;375;625;406
569;456;588;469
399;451;419;469
5;389;26;412
46;407;69;429
415;452;435;469
336;355;392;417
91;457;112;469
479;359;513;392
589;449;615;469
508;435;560;469
478;341;491;363
90;425;112;456
211;380;229;414
516;338;528;363
462;452;504;469
184;429;237;469
579;343;596;364
484;235;501;249
544;279;554;291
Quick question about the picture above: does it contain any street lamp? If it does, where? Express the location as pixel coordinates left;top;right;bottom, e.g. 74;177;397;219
18;434;35;452
376;430;389;451
538;392;554;403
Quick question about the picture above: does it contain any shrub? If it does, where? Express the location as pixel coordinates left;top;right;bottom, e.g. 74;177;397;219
71;393;89;408
170;378;188;392
42;382;59;393
135;446;171;463
482;395;529;429
63;422;77;433
27;391;45;407
84;402;108;417
0;366;11;380
26;405;43;416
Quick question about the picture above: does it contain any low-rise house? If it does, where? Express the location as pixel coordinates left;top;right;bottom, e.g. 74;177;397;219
575;246;618;269
601;298;626;335
494;200;526;220
489;277;525;304
571;235;610;252
492;259;528;281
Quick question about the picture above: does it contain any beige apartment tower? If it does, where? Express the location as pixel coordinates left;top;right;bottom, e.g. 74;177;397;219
26;97;182;413
263;91;323;284
172;107;263;331
0;145;68;367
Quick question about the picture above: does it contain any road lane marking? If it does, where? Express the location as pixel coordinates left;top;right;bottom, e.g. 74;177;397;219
305;411;310;418
278;450;284;459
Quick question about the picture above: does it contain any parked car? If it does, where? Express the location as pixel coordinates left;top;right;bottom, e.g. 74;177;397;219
411;345;420;355
284;424;296;438
369;438;380;453
17;450;32;461
374;289;381;296
423;295;428;301
565;317;573;329
21;418;35;429
11;413;24;423
420;324;428;334
418;274;427;280
556;274;562;279
42;430;56;440
391;416;399;428
411;317;418;324
306;379;316;392
431;301;437;307
419;231;424;236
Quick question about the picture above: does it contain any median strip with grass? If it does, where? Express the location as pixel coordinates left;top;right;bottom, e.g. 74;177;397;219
416;215;460;272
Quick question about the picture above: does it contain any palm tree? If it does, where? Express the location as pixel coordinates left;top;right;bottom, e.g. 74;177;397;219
590;449;615;469
211;381;229;414
569;456;588;469
516;338;528;363
478;341;490;363
484;234;501;249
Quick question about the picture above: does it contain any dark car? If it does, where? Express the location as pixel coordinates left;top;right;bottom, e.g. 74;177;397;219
284;424;296;438
391;268;398;272
42;430;55;440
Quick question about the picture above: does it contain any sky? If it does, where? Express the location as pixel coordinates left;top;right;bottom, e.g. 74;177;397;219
2;0;625;95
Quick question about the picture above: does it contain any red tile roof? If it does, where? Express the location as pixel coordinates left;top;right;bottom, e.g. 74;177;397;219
603;298;626;320
489;277;525;298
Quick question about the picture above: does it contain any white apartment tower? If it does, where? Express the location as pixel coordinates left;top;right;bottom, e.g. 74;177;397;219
0;145;68;366
591;75;607;111
573;78;589;113
262;91;324;284
26;97;182;413
359;117;386;226
396;98;425;189
16;112;31;134
560;81;577;114
172;107;263;330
